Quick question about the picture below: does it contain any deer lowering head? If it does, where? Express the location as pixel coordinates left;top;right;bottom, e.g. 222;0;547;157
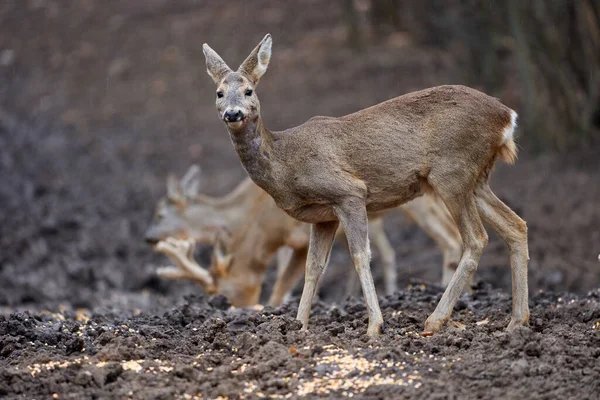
203;34;529;336
145;165;261;244
155;210;294;307
145;165;203;243
154;233;261;305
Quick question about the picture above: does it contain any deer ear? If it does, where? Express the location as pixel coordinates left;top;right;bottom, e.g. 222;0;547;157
238;34;272;84
202;43;232;84
166;174;183;203
180;165;201;199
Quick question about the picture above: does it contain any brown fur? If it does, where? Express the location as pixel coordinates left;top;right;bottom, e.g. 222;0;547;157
203;34;529;335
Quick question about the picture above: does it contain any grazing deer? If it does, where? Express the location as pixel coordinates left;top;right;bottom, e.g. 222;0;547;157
147;167;463;305
202;34;529;336
154;189;302;305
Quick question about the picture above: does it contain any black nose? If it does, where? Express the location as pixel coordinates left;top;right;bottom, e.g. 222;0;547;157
224;110;243;122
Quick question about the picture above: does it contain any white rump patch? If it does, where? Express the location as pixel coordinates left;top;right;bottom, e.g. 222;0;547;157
502;110;518;144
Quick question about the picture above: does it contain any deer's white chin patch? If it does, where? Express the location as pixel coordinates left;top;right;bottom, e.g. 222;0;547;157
226;120;244;130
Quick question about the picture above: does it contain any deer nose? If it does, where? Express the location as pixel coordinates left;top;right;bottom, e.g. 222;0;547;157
224;109;244;122
144;235;160;245
144;229;161;245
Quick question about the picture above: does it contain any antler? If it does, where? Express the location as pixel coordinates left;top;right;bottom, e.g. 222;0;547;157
154;238;216;293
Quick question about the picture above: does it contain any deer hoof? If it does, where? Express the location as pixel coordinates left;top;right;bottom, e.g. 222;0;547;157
423;315;445;334
367;322;384;337
506;315;529;332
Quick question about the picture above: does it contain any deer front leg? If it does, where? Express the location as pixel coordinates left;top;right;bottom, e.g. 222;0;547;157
269;247;308;306
334;199;384;336
296;221;339;331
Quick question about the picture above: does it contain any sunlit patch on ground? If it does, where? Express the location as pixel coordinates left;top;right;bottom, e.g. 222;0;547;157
234;344;431;398
25;358;175;377
295;345;424;396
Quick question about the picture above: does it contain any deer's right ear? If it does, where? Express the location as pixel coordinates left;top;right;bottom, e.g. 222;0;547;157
238;34;272;84
202;43;232;84
180;165;201;199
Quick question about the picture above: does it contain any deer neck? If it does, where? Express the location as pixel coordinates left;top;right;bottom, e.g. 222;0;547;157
227;117;276;191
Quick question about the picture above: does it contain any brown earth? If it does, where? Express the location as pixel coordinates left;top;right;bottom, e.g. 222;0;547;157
1;286;600;399
0;1;599;398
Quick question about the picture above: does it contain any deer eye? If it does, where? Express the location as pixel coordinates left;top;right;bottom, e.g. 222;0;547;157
245;89;253;97
217;91;224;98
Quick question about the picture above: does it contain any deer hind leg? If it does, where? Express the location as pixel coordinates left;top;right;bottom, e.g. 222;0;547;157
275;247;294;277
475;183;529;330
424;193;488;334
296;220;339;331
402;196;463;288
335;199;384;336
269;247;308;306
369;218;397;296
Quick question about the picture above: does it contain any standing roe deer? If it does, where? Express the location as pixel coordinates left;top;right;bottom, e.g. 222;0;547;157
202;34;529;336
146;166;463;306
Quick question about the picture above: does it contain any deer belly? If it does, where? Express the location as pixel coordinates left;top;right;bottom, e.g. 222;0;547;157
365;179;425;212
285;204;337;224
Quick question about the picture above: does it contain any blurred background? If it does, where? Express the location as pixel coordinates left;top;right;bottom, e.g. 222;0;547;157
1;0;598;312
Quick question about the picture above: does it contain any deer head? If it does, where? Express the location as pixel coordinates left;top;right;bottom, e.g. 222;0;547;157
155;231;261;307
144;165;211;243
203;34;272;131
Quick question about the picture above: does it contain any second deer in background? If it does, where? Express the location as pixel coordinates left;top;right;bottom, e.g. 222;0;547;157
145;166;462;307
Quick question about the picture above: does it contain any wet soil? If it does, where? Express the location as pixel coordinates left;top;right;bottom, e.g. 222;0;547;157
1;1;599;398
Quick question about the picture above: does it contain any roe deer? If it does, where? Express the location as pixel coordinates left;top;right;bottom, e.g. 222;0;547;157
202;34;529;336
147;167;463;306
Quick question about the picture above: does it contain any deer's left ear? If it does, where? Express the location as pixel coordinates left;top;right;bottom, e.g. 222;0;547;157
238;34;272;84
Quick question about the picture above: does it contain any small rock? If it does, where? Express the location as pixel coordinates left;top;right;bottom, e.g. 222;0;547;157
208;294;230;310
74;370;93;386
524;342;541;357
511;358;529;374
65;337;84;355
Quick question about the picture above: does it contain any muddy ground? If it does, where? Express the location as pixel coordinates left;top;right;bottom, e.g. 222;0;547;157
1;1;599;398
1;285;599;399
